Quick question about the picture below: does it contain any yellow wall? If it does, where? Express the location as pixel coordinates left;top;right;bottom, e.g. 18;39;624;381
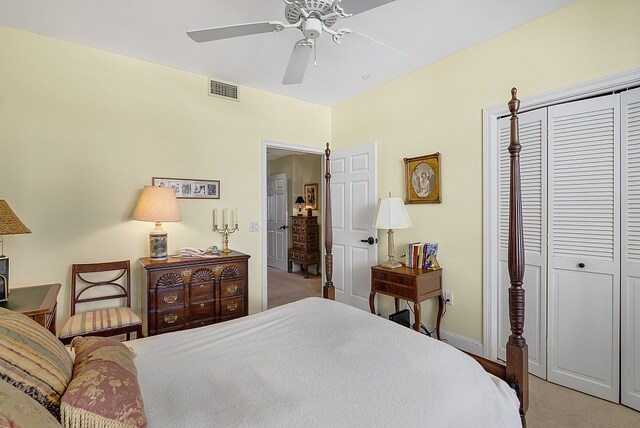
332;0;640;340
0;25;330;324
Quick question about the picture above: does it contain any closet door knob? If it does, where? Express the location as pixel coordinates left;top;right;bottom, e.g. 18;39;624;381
578;263;586;268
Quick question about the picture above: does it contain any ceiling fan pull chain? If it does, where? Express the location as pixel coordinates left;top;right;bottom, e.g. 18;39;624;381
314;40;318;66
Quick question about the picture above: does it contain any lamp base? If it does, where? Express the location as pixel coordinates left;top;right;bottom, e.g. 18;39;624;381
381;259;403;269
0;256;8;302
149;222;168;260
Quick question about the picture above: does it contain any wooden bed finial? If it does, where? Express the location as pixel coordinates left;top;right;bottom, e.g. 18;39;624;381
506;87;529;419
323;143;335;300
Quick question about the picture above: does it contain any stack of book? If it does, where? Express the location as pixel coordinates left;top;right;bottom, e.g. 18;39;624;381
406;242;439;269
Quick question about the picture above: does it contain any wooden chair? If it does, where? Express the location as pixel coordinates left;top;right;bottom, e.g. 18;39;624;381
59;260;143;344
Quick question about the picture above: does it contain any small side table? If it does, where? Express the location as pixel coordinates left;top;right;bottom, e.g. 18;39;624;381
370;265;443;339
0;283;61;334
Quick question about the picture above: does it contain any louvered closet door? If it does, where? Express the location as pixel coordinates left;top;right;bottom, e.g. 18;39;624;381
622;87;640;412
497;109;547;378
548;94;620;402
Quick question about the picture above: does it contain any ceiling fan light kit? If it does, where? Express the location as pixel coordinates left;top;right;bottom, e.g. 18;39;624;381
187;0;402;85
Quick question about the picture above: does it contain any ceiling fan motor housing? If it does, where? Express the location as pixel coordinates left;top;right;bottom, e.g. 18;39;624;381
303;18;323;39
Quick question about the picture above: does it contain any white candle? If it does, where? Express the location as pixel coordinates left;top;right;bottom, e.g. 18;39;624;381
223;208;228;227
235;208;238;226
213;209;217;230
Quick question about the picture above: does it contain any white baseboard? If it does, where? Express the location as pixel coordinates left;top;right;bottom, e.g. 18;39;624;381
439;329;484;355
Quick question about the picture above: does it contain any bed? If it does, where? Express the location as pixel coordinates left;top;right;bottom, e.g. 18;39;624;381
127;88;529;427
0;89;528;427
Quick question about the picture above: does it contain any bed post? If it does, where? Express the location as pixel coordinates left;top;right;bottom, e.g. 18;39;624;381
506;88;529;420
323;143;335;300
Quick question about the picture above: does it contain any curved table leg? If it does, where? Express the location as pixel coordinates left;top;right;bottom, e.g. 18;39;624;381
369;291;376;314
435;295;444;340
413;301;421;332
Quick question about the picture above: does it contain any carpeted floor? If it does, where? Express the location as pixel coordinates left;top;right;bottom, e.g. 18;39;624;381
266;266;640;427
527;375;640;427
267;266;321;309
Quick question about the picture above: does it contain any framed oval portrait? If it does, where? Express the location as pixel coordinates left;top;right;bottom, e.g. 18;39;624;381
404;153;441;204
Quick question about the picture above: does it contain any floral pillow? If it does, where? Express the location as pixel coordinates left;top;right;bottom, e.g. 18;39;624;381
0;380;62;428
60;336;147;428
0;307;74;420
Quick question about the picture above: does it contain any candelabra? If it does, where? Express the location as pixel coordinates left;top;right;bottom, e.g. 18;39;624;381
213;208;239;254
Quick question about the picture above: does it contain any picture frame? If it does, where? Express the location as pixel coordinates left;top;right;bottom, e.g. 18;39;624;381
304;183;318;210
404;153;441;204
152;177;220;199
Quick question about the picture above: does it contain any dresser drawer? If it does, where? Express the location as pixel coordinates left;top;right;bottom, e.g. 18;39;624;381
190;301;214;321
219;297;244;318
155;287;185;310
217;262;247;280
188;318;214;329
190;282;214;302
220;279;245;298
149;269;186;289
156;308;186;330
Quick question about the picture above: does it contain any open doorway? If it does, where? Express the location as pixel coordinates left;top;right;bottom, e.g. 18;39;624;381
261;141;324;310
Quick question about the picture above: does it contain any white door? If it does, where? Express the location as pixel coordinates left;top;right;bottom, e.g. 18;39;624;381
547;94;620;402
497;109;548;378
267;173;288;271
621;87;640;411
331;143;378;311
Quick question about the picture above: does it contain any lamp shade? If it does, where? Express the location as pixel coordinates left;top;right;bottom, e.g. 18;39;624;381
132;186;182;222
371;197;413;229
295;196;305;204
0;200;31;235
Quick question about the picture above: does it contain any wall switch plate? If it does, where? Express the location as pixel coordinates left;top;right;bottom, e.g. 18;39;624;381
444;291;453;305
249;221;259;232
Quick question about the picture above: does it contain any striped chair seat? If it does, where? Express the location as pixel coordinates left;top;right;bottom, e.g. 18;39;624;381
59;307;141;339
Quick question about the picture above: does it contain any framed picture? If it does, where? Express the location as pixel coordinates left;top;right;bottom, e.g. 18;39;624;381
304;183;318;210
152;177;220;199
404;153;441;204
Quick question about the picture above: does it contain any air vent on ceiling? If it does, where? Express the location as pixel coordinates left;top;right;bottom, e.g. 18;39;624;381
209;78;239;101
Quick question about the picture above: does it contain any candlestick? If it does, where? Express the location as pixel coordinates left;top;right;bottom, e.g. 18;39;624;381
213;209;239;254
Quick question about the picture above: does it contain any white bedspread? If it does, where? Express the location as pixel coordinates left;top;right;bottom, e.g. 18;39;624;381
127;298;520;427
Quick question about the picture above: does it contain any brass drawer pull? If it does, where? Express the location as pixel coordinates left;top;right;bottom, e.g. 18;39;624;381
164;314;178;324
226;284;238;294
226;302;238;311
181;269;192;277
200;303;205;308
163;293;178;304
200;284;205;288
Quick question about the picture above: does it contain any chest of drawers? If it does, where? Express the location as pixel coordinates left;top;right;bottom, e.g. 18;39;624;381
288;215;320;278
140;251;250;336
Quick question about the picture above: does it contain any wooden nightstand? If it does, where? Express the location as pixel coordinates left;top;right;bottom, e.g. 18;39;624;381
370;266;443;339
0;283;61;334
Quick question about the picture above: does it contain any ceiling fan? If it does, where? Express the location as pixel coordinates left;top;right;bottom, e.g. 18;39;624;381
187;0;403;85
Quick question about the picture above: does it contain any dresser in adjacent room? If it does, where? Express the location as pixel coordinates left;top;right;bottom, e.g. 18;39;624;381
288;215;320;278
139;251;250;336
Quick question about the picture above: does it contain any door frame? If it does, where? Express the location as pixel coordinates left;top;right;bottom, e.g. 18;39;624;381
261;140;325;311
482;68;640;360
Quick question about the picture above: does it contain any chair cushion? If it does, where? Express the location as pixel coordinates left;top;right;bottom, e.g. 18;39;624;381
59;307;141;339
61;336;146;428
0;380;62;428
0;307;74;420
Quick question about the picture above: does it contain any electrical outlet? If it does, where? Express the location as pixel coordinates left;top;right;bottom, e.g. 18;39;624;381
444;291;453;306
249;221;259;232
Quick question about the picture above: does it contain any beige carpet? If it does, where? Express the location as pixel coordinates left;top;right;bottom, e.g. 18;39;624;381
267;266;321;309
527;375;640;427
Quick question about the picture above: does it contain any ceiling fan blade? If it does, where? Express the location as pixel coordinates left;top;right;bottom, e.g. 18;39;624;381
283;40;313;85
339;30;405;69
338;0;398;16
187;21;283;43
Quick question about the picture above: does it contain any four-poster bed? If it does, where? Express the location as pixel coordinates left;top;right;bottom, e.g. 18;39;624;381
0;89;528;427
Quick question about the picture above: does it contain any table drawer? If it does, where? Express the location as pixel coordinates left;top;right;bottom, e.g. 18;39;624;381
220;297;244;318
190;281;214;302
156;308;186;330
155;287;185;310
190;301;214;321
372;279;414;300
220;279;246;298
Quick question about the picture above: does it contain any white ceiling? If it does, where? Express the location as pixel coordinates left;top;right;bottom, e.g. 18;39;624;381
0;0;575;106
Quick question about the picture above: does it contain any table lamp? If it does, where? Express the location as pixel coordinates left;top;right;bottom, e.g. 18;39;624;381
132;186;182;260
295;196;305;216
371;193;413;269
0;200;32;302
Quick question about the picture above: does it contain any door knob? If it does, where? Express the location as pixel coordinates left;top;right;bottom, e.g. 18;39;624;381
279;225;289;230
578;262;585;268
360;237;377;245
